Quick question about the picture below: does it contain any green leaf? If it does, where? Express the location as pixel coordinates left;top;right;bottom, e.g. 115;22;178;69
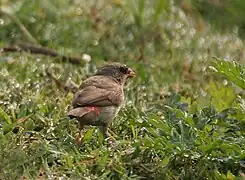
211;57;245;89
2;123;15;134
131;125;137;139
24;119;35;130
161;156;169;167
148;119;171;135
138;0;145;17
153;0;166;22
205;82;236;111
226;171;235;179
98;151;109;166
175;109;186;119
142;136;154;147
65;155;74;168
0;134;7;145
83;128;95;141
0;107;12;124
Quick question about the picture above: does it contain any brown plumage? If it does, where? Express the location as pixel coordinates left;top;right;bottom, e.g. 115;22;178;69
68;63;135;139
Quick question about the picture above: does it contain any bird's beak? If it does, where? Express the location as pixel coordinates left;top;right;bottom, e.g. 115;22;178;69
127;68;136;78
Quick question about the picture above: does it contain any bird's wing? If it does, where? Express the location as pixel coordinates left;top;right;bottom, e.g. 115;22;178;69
71;76;124;107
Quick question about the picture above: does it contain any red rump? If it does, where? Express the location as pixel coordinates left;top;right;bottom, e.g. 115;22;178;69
84;106;100;115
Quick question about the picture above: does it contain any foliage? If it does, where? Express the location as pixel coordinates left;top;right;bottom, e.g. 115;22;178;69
1;0;245;179
179;0;245;36
211;57;245;90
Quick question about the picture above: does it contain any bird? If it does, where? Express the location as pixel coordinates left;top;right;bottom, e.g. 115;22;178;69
67;63;136;142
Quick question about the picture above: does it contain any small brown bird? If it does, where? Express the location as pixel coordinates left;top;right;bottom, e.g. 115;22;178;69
67;63;136;140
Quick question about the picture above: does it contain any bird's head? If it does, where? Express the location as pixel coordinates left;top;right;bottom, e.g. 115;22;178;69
95;63;136;84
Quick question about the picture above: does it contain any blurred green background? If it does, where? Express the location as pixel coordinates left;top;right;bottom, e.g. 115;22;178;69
1;0;245;179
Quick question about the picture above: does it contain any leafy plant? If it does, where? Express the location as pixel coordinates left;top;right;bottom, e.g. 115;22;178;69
211;57;245;90
1;0;245;179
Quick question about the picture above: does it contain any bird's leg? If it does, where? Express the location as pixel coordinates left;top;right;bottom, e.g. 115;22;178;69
99;124;109;139
75;123;84;146
99;124;116;142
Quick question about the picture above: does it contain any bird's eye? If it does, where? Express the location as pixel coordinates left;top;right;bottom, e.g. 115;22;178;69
120;65;128;74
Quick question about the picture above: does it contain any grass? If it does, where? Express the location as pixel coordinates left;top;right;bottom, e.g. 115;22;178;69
1;0;245;179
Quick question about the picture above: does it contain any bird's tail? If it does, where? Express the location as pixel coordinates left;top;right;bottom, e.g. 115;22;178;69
67;107;89;119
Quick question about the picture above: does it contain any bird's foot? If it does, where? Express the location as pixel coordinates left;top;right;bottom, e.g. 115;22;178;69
74;132;84;146
107;133;116;142
103;132;117;147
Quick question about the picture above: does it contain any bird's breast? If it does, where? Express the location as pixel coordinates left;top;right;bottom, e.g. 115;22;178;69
98;106;121;124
